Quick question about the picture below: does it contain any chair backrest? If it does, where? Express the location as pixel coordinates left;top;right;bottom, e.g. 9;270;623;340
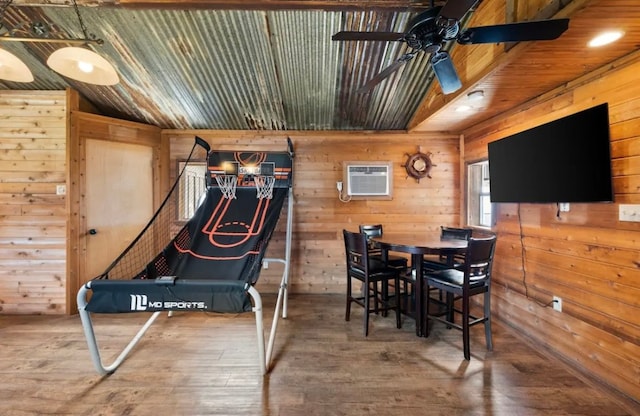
440;226;473;241
462;235;497;285
438;226;473;264
343;229;370;275
359;224;383;239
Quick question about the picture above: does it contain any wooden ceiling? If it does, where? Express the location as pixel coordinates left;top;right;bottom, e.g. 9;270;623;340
409;0;640;133
1;0;638;133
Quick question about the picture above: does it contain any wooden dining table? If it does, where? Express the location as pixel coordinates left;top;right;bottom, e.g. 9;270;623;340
371;234;468;337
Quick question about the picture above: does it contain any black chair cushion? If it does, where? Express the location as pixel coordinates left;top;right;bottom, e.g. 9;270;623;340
426;268;487;288
349;260;398;280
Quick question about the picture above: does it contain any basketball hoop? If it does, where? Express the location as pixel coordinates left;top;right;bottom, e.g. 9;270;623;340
255;175;275;199
215;175;237;199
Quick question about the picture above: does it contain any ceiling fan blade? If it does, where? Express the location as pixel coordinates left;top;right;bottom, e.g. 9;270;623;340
356;56;413;94
438;0;479;20
458;18;570;44
332;31;405;42
431;52;462;95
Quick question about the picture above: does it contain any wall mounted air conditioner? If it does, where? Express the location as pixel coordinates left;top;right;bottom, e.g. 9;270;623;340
344;161;393;199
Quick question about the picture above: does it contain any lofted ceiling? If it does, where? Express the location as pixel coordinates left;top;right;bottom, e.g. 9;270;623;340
0;0;638;133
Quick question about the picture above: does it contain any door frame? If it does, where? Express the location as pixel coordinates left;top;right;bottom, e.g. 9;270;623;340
66;108;165;314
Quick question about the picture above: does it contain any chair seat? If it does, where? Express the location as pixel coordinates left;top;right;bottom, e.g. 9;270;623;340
349;263;399;280
426;268;487;288
368;251;407;269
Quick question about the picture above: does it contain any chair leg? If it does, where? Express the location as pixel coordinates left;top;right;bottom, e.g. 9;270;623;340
425;283;431;337
372;282;380;314
395;276;401;329
446;292;454;329
363;281;370;337
345;276;352;322
381;280;389;317
484;290;493;351
462;294;470;361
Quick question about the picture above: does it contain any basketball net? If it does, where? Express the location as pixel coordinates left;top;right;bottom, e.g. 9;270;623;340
215;175;237;199
255;175;275;199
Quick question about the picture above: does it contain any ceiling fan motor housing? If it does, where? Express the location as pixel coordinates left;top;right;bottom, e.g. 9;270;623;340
406;6;459;52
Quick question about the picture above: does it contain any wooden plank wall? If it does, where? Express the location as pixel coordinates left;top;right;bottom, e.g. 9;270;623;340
463;52;640;402
0;91;67;314
163;131;460;294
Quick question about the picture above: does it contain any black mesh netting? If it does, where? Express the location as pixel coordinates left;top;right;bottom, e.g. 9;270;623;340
92;139;289;286
92;139;208;282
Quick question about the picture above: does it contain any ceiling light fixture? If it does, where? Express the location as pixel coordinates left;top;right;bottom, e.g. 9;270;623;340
467;90;485;101
47;47;118;85
588;31;624;47
0;48;33;82
0;0;118;85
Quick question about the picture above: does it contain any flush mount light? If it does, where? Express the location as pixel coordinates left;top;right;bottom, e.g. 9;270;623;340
0;0;118;85
588;31;624;47
467;90;484;101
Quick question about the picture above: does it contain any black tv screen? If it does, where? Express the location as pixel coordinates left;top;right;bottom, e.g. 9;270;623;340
488;103;613;203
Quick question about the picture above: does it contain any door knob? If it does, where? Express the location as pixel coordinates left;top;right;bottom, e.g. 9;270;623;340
88;229;97;235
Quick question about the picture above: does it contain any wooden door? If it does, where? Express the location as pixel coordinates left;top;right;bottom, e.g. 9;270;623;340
84;139;154;282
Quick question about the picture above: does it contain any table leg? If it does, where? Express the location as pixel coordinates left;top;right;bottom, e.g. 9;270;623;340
381;248;389;263
413;253;425;337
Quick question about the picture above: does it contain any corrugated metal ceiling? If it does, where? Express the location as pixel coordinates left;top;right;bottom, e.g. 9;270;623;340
0;6;438;130
2;1;637;134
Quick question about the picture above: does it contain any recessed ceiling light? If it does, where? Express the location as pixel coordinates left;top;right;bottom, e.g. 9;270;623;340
588;31;624;47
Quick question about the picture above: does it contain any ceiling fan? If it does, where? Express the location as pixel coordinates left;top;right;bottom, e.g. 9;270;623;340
332;0;569;95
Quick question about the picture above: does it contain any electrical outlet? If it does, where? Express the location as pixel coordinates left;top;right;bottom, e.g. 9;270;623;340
263;261;268;269
559;203;570;212
553;296;562;312
56;185;66;195
336;181;343;192
619;204;640;222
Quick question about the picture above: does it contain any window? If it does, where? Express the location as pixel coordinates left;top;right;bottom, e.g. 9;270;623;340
178;161;207;221
467;160;493;228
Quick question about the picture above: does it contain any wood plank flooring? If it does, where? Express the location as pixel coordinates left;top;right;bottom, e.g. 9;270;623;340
0;294;637;416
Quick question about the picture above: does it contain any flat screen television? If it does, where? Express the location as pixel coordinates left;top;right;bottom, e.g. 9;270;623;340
487;103;613;203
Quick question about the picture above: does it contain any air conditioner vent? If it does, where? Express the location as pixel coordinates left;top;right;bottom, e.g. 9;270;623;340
345;162;392;198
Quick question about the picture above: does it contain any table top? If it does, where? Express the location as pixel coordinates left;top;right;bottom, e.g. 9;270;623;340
371;234;467;255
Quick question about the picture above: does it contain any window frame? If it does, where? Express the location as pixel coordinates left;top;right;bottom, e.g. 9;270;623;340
466;159;494;229
176;160;208;223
